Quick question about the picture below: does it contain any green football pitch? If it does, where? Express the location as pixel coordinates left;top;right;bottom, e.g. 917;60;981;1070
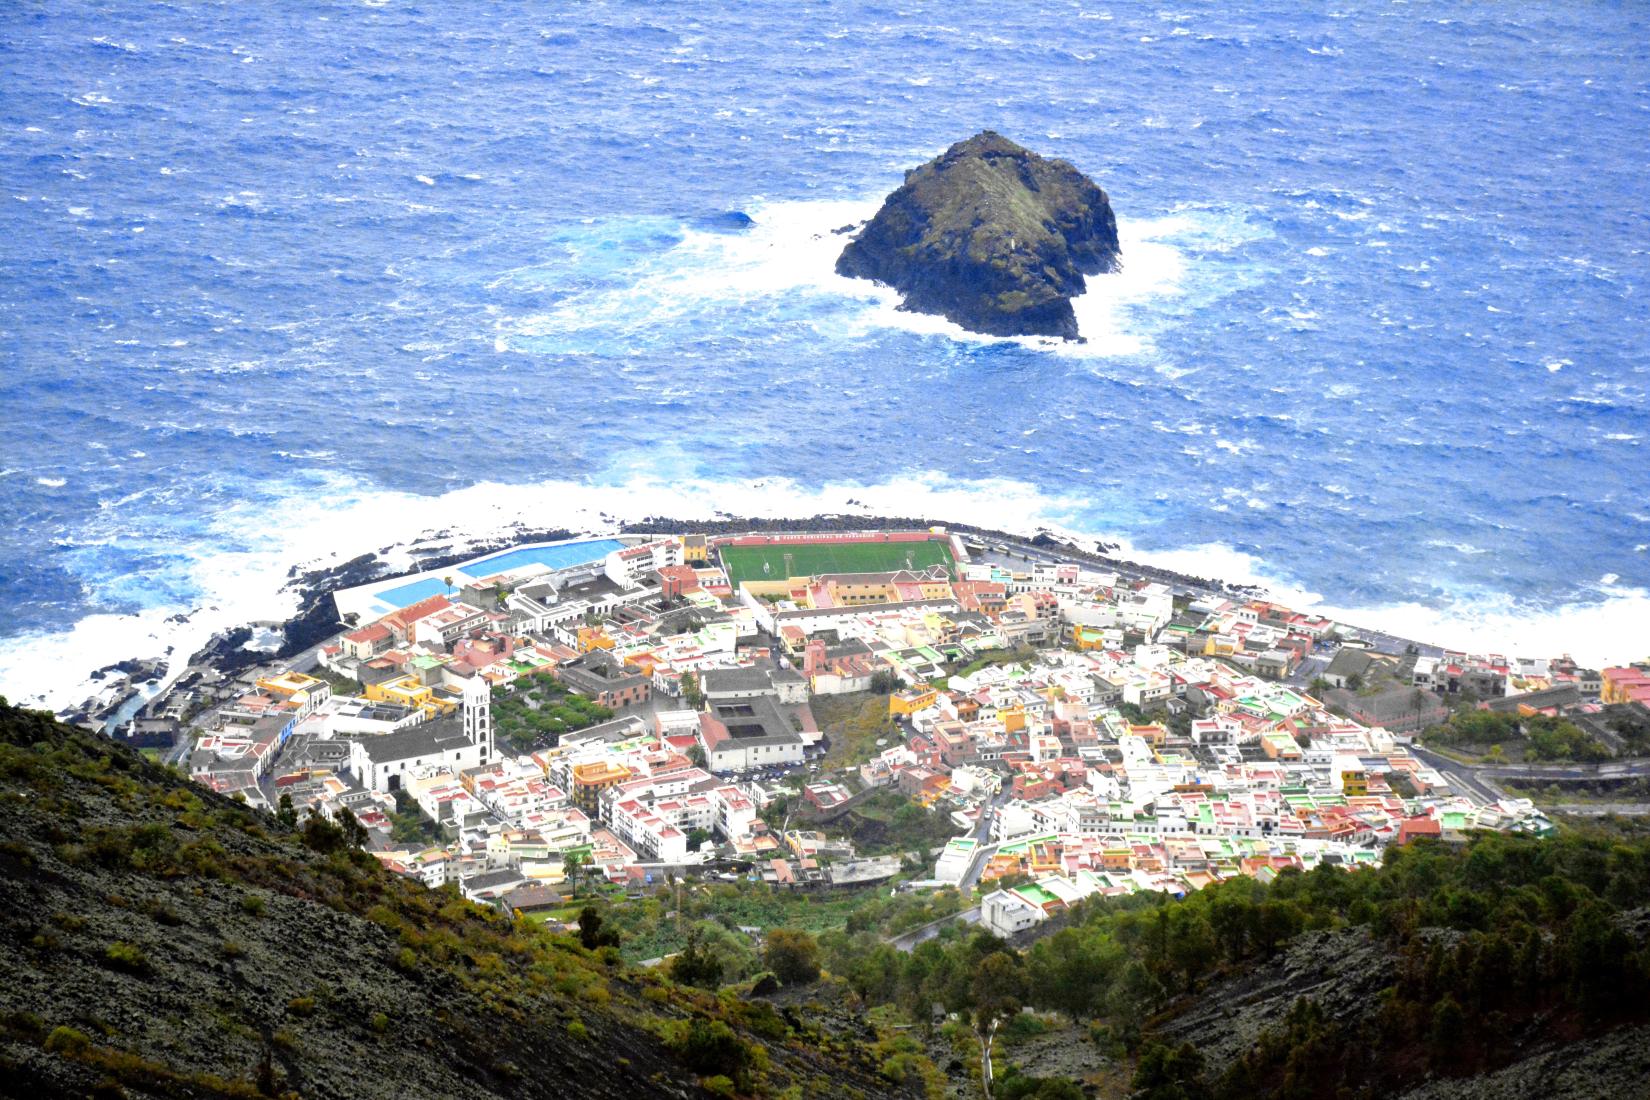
719;540;956;590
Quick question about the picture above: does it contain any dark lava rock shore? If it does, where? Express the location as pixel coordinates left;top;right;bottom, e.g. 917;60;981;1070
836;130;1120;339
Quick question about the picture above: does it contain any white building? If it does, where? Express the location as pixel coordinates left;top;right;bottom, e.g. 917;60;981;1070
981;888;1044;937
351;675;494;794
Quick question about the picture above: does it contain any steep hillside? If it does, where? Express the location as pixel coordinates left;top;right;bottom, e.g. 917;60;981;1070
811;826;1650;1099
1146;922;1650;1100
0;700;916;1100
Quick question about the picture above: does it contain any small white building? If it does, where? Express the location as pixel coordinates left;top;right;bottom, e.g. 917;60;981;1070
981;888;1044;938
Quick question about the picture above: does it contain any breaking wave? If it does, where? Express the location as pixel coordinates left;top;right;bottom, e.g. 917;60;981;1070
2;469;1644;712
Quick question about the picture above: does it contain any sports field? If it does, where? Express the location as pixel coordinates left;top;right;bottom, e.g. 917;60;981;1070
719;539;956;590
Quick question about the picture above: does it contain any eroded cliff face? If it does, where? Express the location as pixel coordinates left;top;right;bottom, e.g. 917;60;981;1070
836;131;1120;339
1151;924;1650;1100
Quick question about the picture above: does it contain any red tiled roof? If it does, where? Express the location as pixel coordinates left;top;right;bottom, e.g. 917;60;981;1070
384;595;453;630
345;623;391;644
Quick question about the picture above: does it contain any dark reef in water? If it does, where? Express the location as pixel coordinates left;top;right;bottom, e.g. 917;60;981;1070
836;131;1120;339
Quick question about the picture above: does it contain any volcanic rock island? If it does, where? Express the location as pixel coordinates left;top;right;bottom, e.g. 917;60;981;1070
836;130;1121;339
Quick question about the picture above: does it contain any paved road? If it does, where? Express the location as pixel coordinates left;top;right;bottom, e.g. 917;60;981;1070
1409;745;1506;803
1475;760;1650;781
889;906;981;952
1545;803;1650;817
957;788;1014;892
981;1019;998;1097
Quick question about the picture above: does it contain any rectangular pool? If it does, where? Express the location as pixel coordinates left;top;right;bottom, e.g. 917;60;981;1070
458;538;626;578
372;577;453;608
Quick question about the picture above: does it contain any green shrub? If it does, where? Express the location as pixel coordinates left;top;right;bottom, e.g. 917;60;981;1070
286;997;316;1017
370;1012;390;1034
239;894;265;917
566;1018;589;1041
103;941;149;974
667;1018;756;1086
1000;1011;1052;1046
44;1025;92;1056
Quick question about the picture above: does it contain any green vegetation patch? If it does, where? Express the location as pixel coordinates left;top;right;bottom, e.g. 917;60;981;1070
1424;709;1610;763
814;690;897;770
492;671;615;751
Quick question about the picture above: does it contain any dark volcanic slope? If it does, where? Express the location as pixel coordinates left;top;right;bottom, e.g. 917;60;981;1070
836;131;1120;339
0;701;913;1100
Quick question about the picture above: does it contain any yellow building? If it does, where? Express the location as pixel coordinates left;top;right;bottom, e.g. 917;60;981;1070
1073;625;1109;652
570;760;631;814
827;576;898;604
1130;723;1168;747
679;534;709;564
1601;666;1650;705
915;577;954;600
255;671;328;713
1203;634;1238;657
576;625;615;653
365;674;457;720
889;686;939;717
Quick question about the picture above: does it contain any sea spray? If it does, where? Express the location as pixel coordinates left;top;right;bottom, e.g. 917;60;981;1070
4;469;1645;712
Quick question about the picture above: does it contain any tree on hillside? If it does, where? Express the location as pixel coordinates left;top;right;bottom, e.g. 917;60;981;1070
576;906;621;951
670;927;725;989
561;849;587;892
971;951;1028;1093
763;928;821;986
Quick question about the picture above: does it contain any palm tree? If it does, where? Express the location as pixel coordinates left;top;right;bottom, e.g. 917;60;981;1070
442;574;455;598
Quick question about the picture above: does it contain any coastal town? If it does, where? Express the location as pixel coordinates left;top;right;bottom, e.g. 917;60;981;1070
101;526;1650;941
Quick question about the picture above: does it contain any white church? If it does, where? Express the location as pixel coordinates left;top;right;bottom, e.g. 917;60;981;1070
351;675;495;794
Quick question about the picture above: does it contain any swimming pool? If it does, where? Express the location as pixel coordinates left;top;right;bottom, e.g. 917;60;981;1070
459;538;626;578
371;577;453;608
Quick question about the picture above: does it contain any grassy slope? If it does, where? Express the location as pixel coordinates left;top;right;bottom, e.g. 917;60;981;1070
0;701;916;1100
813;691;896;771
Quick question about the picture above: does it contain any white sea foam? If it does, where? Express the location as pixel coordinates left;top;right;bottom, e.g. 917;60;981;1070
501;196;1219;360
36;476;67;488
4;469;1646;712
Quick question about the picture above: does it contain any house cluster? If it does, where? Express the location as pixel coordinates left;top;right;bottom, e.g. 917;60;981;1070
825;641;1559;938
169;528;1642;924
237;681;796;908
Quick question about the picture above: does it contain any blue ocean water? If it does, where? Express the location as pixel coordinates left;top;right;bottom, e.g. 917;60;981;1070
2;1;1648;701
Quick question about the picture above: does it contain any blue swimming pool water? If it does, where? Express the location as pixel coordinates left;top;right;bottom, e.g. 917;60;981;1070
370;577;453;610
460;539;627;579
